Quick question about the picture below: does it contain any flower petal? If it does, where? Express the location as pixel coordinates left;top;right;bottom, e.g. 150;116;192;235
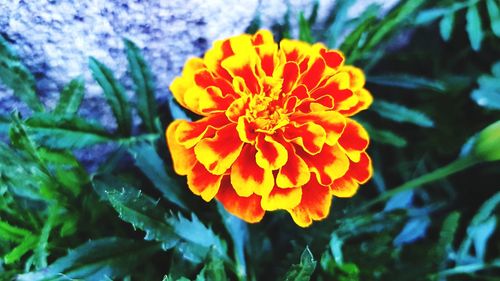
255;134;288;170
195;124;244;175
276;145;311;188
216;177;265;223
300;56;326;90
283;121;326;155
166;120;197;175
292;111;346;146
288;176;332;227
261;187;302;211
187;162;223;201
175;114;228;148
338;119;369;162
231;145;274;197
298;144;349;186
330;176;359;198
347;152;372;184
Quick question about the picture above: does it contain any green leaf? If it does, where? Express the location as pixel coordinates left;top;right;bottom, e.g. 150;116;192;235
217;203;248;280
367;74;447;93
124;39;158;132
325;0;355;48
0;221;32;243
0;114;10;134
245;13;261;34
466;4;483;51
436;211;461;262
0;35;44;112
195;252;227;281
106;189;180;250
363;0;426;52
339;8;378;57
24;113;113;149
439;12;455;41
3;235;38;265
53;76;85;116
362;122;407;147
128;143;188;210
471;61;500;110
33;207;59;269
371;100;434;127
89;57;132;136
282;247;317;281
298;12;314;43
486;0;500;37
17;237;159;281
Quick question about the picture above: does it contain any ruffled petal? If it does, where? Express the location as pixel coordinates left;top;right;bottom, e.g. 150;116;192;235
175;114;228;148
231;145;274;197
291;111;346;146
261;187;302;211
216;177;265;223
330;176;359;198
298;144;349;186
288;176;332;227
347;152;372;184
338;119;369;162
276;145;311;188
283;122;326;155
187;162;223;201
255;134;288;170
195;124;244;175
166;120;197;175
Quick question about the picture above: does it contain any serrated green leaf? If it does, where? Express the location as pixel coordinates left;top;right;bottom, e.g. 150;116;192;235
371;100;434;127
282;247;317;281
195;252;227;281
89;57;132;136
339;6;378;57
124;39;158;133
0;35;44;112
33;207;59;269
298;12;314;43
53;76;85;116
17;237;159;281
106;189;180;250
24;113;113;149
439;12;455;41
466;4;483;51
486;0;500;37
367;74;447;92
128;143;188;210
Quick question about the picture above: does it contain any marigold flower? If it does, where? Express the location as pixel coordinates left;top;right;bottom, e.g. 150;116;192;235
166;30;373;227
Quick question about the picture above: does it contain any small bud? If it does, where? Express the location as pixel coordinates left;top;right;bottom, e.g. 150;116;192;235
473;120;500;162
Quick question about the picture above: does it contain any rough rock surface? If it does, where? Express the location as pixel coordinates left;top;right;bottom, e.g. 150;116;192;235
0;0;397;128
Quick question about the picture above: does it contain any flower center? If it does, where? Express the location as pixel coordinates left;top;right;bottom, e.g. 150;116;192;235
245;82;289;134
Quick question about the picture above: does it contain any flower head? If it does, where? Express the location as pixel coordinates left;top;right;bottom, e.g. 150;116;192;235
167;30;373;227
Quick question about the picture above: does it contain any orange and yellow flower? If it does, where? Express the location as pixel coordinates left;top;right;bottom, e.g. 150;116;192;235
166;30;373;227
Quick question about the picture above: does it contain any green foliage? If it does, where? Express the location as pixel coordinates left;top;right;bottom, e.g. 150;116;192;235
89;57;132;136
53;76;85;116
0;35;44;112
282;247;317;281
124;39;158;133
371;100;435;127
471;61;500;110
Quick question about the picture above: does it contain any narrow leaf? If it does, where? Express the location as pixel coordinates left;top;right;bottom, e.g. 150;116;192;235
298;12;314;43
24;113;113;149
466;4;484;51
368;74;447;92
128;143;188;210
282;247;317;281
326;0;354;48
371;100;435;127
436;211;461;261
124;39;158;132
17;237;159;281
0;35;44;112
4;235;38;265
89;57;132;135
54;76;85;116
486;0;500;37
471;61;500;110
439;12;455;41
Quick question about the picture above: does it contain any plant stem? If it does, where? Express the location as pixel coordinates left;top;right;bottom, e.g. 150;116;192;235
356;155;479;213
